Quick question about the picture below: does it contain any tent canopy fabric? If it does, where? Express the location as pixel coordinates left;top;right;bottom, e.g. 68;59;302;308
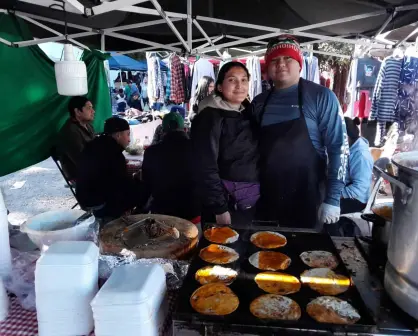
1;0;418;53
108;52;147;71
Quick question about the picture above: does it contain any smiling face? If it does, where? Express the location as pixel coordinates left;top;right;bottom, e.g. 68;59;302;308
217;66;249;105
267;56;301;88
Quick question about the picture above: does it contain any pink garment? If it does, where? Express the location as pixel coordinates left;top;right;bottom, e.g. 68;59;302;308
354;90;372;118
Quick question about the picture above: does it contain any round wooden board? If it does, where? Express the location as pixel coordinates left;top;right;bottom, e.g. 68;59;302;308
99;214;199;259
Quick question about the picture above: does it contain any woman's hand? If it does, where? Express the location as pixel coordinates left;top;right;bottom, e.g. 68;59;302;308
216;211;231;225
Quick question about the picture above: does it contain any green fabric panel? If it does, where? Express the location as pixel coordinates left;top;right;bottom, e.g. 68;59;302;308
0;14;111;177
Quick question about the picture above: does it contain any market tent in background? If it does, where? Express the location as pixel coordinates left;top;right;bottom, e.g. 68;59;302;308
0;14;111;177
108;52;147;71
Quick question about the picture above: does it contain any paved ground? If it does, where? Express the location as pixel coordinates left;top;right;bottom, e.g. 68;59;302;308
0;158;76;226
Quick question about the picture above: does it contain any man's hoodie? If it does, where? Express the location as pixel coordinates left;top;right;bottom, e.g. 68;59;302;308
342;137;374;204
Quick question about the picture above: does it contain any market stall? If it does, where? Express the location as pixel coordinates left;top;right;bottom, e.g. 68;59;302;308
2;1;418;336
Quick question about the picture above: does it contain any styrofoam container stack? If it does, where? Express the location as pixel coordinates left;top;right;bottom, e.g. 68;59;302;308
35;241;99;336
0;277;9;322
91;264;168;336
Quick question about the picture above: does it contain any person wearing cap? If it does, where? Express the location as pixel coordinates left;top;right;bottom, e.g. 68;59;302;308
341;117;373;214
76;117;141;218
251;34;349;229
128;92;142;110
151;106;188;146
137;112;200;222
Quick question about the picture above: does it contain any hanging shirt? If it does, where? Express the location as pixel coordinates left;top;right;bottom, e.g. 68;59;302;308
191;58;215;99
370;56;403;123
346;58;358;118
169;54;186;104
147;55;165;105
397;55;418;131
356;56;381;88
252;80;349;207
247;56;262;101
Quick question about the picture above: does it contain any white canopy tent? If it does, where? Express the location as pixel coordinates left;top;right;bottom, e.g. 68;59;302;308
1;0;418;60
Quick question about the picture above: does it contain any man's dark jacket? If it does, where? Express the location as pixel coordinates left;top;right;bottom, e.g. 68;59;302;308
76;135;139;217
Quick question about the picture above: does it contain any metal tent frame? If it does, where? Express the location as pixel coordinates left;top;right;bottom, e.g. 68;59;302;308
1;0;418;59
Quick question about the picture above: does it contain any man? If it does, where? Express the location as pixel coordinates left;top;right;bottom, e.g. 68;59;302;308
252;35;349;229
138;112;200;222
76;117;140;218
56;96;95;180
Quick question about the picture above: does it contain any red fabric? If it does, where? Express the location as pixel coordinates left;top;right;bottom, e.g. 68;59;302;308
190;216;201;224
169;54;185;104
356;90;372;118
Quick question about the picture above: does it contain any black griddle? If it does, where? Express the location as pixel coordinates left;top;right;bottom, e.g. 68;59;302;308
174;227;376;334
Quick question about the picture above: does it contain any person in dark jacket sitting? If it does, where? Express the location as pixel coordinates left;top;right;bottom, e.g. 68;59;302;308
191;62;259;226
138;112;200;222
76;117;141;218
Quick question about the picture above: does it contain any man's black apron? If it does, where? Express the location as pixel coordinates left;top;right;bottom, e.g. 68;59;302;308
256;81;326;228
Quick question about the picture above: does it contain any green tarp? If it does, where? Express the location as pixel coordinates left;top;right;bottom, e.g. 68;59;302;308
0;14;111;177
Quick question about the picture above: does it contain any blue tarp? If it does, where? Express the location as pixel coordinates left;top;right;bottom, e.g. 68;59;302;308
108;52;147;71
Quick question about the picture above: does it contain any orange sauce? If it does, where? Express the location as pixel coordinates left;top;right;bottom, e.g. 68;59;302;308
253;232;286;248
259;251;291;270
204;227;237;243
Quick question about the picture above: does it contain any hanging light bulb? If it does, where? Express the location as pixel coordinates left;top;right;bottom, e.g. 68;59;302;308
55;43;88;96
51;0;88;96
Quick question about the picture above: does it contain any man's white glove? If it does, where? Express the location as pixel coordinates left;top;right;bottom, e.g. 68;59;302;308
318;203;340;224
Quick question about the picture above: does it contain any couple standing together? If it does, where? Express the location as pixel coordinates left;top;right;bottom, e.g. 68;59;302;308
191;34;349;230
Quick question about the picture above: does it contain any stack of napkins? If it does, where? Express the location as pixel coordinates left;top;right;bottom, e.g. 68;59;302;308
92;264;167;336
35;241;99;336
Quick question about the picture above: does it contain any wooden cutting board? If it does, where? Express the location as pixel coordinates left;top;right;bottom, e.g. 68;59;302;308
99;214;199;259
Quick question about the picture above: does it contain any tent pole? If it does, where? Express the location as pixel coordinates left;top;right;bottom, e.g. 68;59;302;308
195;16;386;47
395;26;418;47
117;6;187;18
92;0;149;16
225;35;267;45
294;10;386;32
103;18;182;33
195;31;281;53
119;36;220;54
0;37;11;46
149;0;190;51
106;32;182;52
101;33;105;51
14;13;90;50
193;20;222;57
187;0;192;51
15;31;99;47
196;35;224;49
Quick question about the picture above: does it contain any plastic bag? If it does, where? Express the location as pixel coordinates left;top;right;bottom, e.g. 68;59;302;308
4;248;40;311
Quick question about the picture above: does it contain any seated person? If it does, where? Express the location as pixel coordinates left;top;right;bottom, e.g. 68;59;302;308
56;96;95;181
341;117;374;214
116;89;127;112
76;117;141;218
138;112;200;222
129;92;142;110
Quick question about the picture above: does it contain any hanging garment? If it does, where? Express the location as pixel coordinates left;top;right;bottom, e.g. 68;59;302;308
147;55;165;105
191;58;215;99
247;56;262;101
355;90;373;119
370;56;403;123
255;82;326;228
169;54;186;104
346;58;359;118
397;56;418;131
356;56;381;88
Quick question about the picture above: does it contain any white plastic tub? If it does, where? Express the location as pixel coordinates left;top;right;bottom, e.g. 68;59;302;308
20;210;94;249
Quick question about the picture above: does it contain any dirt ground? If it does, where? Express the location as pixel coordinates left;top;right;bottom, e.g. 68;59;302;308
0;158;76;226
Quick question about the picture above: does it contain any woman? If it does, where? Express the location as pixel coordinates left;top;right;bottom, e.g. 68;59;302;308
341;117;374;214
191;62;259;226
189;76;214;121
